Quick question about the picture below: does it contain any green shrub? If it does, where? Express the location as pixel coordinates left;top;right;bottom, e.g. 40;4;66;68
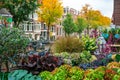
38;62;120;80
51;36;84;53
113;75;120;80
53;52;81;65
79;51;92;64
39;71;52;80
84;69;104;80
115;54;120;62
104;69;117;80
0;72;9;80
69;66;84;80
8;70;41;80
82;35;97;52
51;65;72;80
107;62;120;69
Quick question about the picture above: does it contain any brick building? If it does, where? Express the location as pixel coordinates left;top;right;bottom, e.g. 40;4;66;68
113;0;120;27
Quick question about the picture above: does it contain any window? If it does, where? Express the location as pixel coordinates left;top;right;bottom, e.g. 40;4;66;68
29;14;32;19
35;23;41;32
64;8;66;13
29;23;33;31
44;23;46;29
43;32;46;37
57;28;58;35
24;22;27;31
51;26;55;32
60;28;62;35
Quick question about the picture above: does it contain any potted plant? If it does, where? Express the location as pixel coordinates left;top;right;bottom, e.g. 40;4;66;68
102;28;109;39
114;29;120;39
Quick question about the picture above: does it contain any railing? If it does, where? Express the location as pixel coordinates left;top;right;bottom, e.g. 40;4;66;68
109;44;120;53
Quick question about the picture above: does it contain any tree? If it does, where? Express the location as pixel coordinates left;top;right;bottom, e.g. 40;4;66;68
100;16;111;28
0;0;39;27
62;14;77;36
79;4;111;34
76;17;87;38
0;27;30;71
38;0;63;40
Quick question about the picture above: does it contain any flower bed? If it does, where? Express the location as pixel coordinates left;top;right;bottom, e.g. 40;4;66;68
39;62;120;80
2;61;120;80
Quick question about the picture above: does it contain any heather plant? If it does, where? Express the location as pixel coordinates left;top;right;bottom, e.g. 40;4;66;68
51;36;84;53
91;29;99;38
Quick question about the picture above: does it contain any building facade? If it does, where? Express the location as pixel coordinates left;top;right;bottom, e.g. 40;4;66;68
113;0;120;27
22;10;63;41
22;6;79;41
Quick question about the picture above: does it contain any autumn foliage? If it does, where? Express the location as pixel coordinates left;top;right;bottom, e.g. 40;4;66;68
79;4;111;28
38;0;63;40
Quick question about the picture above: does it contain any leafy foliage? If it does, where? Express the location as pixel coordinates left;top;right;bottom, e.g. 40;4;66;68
0;27;30;55
115;54;120;62
38;0;63;40
82;35;97;52
37;55;64;72
0;72;9;80
104;69;117;80
39;62;120;80
69;66;84;80
40;71;52;80
62;14;77;36
79;51;92;64
0;27;30;71
39;65;84;80
51;36;84;53
84;69;105;80
51;65;71;80
19;55;64;74
79;4;111;29
107;62;120;69
76;17;87;38
53;52;81;65
0;0;39;26
8;70;42;80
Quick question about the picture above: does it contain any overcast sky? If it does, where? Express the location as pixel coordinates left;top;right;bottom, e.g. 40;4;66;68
62;0;113;18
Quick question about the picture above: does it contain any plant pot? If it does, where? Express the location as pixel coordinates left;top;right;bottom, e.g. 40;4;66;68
102;33;109;39
114;34;120;39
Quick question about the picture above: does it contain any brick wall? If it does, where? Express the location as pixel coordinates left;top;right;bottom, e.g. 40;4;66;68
113;0;120;26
